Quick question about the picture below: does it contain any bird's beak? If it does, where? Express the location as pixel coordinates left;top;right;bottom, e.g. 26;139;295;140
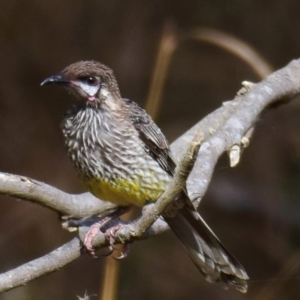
40;74;70;86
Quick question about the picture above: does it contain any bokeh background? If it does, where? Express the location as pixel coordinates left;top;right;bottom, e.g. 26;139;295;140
1;1;300;299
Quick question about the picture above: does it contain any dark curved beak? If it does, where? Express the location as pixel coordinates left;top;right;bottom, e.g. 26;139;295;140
40;74;70;86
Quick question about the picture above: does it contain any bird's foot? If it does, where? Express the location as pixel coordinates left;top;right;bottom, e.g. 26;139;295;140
83;206;130;257
84;215;113;257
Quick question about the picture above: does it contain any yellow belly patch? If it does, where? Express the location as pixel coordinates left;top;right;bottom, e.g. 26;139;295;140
83;177;166;207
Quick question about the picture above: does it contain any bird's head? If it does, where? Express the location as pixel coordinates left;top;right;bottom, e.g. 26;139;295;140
41;61;121;107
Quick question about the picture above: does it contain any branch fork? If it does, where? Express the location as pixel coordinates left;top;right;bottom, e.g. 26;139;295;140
1;58;300;292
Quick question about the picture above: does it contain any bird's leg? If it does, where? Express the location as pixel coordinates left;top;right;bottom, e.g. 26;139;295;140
84;206;130;257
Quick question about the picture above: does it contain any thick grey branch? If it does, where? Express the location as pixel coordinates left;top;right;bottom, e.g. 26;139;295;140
0;131;203;292
0;238;81;293
174;59;300;206
0;173;115;218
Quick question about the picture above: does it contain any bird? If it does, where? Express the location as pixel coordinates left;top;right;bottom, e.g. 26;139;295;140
41;60;249;292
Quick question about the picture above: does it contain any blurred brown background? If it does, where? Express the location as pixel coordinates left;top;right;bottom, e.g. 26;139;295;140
1;1;300;299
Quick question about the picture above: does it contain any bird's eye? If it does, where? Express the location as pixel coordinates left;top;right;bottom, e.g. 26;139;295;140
86;76;98;85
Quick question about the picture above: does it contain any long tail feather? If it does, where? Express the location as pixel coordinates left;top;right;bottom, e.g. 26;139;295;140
164;199;248;293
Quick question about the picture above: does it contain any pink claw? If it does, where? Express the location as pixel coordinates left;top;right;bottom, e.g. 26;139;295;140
113;243;131;260
82;206;131;257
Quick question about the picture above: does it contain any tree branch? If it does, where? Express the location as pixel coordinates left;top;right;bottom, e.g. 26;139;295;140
0;173;116;218
0;238;81;293
0;127;204;293
1;58;300;293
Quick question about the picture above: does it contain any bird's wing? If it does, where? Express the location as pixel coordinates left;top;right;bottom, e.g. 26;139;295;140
123;99;249;292
124;98;176;176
